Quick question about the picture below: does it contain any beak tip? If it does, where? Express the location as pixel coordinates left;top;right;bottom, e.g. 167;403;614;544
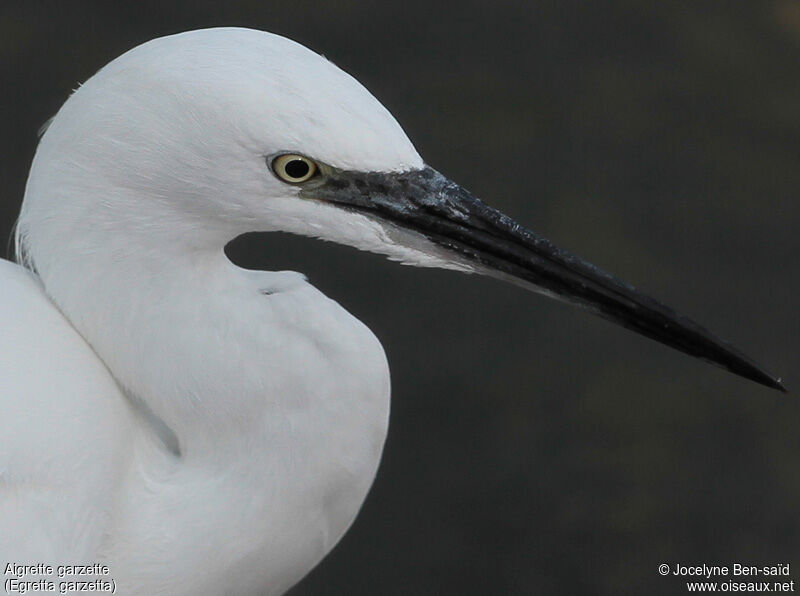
752;371;788;393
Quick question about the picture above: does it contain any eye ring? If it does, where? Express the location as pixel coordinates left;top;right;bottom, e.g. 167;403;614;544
271;154;318;184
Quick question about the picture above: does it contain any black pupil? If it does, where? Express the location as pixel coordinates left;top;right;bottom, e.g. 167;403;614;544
284;159;310;179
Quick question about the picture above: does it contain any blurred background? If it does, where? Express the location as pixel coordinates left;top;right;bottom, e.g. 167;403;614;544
1;1;798;594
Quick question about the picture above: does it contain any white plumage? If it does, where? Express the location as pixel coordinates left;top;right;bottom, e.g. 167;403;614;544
1;24;783;596
3;28;435;595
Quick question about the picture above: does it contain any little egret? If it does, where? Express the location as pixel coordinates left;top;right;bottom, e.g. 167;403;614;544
0;27;783;596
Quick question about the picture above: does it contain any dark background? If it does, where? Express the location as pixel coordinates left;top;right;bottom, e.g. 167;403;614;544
2;1;798;594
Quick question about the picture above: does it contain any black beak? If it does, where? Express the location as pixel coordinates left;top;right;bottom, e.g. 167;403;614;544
305;166;785;392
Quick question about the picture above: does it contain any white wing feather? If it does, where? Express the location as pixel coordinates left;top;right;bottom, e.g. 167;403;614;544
0;259;132;562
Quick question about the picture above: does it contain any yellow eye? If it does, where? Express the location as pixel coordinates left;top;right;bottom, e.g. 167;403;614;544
271;154;318;184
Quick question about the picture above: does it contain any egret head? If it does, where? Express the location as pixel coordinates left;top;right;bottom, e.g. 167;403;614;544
17;27;783;391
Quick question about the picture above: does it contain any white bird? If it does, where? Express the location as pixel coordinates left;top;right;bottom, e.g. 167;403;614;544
0;27;783;596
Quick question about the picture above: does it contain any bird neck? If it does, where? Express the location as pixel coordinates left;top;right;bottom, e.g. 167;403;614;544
27;212;391;595
17;144;390;458
33;222;239;441
21;201;390;459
